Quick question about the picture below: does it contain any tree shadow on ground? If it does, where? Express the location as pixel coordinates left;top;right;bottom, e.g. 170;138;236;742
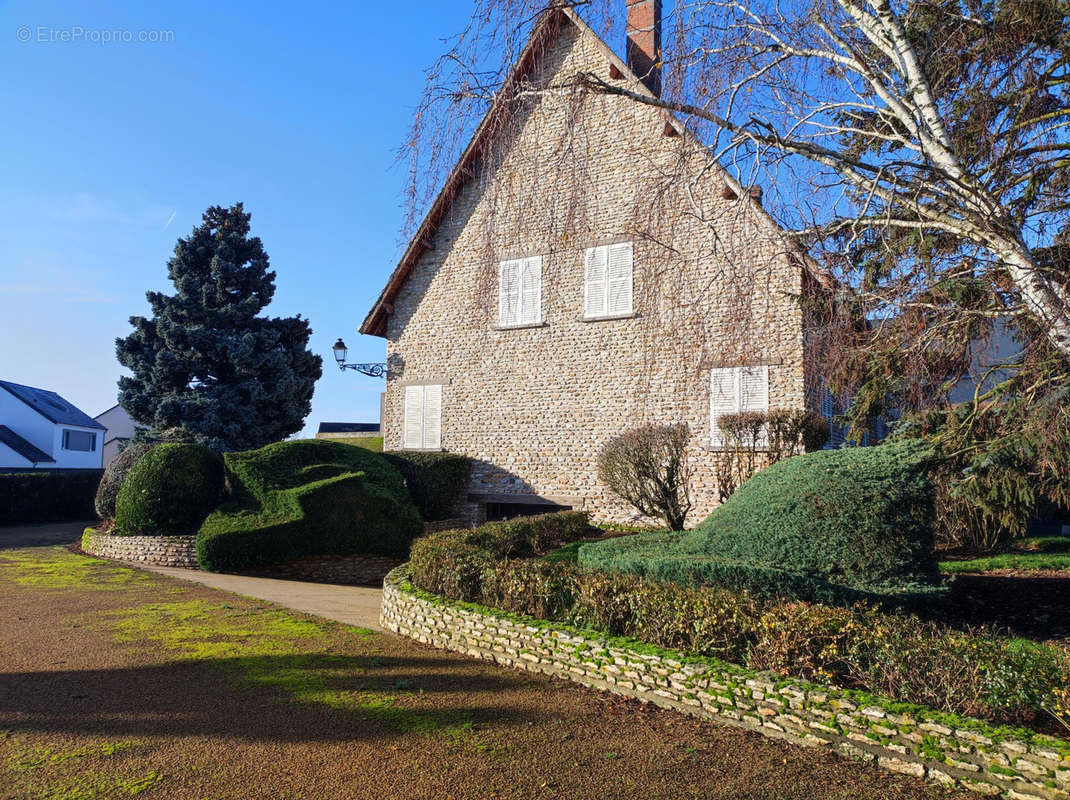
0;653;544;743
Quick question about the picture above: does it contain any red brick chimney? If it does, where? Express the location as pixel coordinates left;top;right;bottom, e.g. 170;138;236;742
626;0;662;96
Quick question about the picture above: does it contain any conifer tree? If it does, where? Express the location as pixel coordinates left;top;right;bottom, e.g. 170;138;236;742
116;203;322;451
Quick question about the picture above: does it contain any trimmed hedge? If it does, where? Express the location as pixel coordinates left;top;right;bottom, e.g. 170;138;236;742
196;439;422;572
383;451;471;520
580;440;943;604
409;511;591;597
94;442;155;520
0;470;102;525
406;519;1070;729
114;444;224;535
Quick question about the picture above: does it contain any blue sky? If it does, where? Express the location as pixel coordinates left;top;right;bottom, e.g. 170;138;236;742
0;0;473;436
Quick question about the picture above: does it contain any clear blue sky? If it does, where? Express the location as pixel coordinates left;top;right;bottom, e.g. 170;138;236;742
0;0;473;436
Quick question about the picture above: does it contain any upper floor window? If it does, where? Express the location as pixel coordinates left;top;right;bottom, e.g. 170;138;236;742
498;256;542;327
62;429;96;452
710;366;769;447
403;384;442;450
584;241;633;318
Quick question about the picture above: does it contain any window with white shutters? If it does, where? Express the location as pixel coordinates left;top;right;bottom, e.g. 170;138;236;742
498;256;541;326
402;384;443;450
584;241;633;318
710;365;769;446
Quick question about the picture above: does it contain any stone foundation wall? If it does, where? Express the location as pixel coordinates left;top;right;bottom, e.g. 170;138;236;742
82;529;198;568
422;517;469;534
382;567;1070;800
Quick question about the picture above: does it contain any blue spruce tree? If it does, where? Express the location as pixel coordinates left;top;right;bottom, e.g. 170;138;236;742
116;203;322;451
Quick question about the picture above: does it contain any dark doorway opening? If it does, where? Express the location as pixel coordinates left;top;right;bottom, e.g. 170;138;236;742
484;502;571;522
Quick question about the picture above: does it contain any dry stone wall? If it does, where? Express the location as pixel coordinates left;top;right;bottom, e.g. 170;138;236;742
382;19;813;525
82;529;197;568
382;567;1070;799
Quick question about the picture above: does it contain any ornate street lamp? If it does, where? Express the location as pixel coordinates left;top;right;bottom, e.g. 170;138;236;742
332;338;388;378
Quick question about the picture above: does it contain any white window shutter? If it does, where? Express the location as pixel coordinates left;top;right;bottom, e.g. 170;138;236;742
584;246;607;317
607;242;633;316
422;384;442;450
740;365;770;445
710;367;740;446
499;259;520;326
403;385;424;449
520;256;541;324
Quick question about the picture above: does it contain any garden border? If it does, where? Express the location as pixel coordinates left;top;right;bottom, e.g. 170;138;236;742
382;566;1070;799
82;529;198;568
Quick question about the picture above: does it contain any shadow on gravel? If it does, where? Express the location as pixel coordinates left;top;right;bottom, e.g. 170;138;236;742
0;654;540;743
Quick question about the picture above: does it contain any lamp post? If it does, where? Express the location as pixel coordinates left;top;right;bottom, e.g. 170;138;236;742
332;339;388;378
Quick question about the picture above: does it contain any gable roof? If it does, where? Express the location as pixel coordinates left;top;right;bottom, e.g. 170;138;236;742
360;7;830;338
0;425;55;464
0;380;106;429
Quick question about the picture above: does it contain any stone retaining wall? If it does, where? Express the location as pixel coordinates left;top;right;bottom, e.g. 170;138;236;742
82;529;198;568
422;518;468;534
382;567;1070;800
246;554;401;586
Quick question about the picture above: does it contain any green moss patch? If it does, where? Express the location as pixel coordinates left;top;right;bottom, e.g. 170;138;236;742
0;549;156;591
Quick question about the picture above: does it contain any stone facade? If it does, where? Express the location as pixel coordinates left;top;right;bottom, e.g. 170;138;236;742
383;567;1070;800
82;529;198;568
368;13;823;525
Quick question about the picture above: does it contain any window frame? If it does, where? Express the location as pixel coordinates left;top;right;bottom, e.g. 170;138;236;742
62;429;97;452
402;383;443;451
584;241;633;320
498;255;543;328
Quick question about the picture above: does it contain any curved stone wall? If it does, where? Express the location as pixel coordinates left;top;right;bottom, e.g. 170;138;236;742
82;529;198;568
382;567;1070;800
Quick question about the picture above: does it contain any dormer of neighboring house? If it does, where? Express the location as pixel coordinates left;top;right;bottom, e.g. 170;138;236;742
0;380;104;471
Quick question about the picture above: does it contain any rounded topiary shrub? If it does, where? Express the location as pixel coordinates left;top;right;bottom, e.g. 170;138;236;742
114;443;224;535
94;441;156;520
580;440;943;604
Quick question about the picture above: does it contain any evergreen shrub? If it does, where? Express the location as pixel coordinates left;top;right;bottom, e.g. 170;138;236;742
114;443;223;535
197;439;421;571
580;440;943;604
382;451;471;520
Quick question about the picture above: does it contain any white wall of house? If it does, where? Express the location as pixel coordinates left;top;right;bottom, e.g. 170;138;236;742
0;441;33;469
0;389;54;463
94;405;141;466
0;388;103;470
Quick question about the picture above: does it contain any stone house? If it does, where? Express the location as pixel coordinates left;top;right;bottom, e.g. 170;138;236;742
360;1;832;525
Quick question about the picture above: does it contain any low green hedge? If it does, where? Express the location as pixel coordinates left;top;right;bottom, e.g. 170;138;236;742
406;518;1070;729
114;444;224;535
0;470;101;525
580;440;944;604
197;439;422;571
383;451;471;520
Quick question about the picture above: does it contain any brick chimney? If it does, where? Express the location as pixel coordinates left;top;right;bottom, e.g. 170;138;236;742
626;0;662;96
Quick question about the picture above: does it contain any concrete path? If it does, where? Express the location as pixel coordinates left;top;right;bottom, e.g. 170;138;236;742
136;564;385;632
0;520;385;632
0;520;93;549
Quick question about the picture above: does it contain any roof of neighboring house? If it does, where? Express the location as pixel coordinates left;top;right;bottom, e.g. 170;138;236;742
0;425;55;464
317;422;381;434
0;380;106;429
359;7;830;338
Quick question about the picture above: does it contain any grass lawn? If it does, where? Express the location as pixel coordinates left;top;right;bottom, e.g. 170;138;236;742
0;546;983;800
940;536;1070;574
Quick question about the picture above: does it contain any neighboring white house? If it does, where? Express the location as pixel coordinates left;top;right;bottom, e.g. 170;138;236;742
94;404;144;466
0;380;104;471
